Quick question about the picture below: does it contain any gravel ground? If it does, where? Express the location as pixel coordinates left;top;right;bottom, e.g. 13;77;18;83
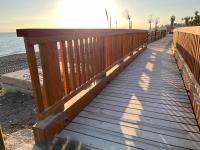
0;92;35;134
0;91;36;149
0;53;38;149
0;52;40;81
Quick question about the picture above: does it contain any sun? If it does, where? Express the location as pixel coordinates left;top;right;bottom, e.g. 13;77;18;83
57;0;113;28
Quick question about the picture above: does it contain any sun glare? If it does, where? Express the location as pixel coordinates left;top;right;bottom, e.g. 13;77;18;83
57;0;113;28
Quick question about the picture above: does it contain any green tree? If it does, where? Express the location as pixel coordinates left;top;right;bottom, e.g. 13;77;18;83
182;17;190;26
193;11;200;25
170;16;175;27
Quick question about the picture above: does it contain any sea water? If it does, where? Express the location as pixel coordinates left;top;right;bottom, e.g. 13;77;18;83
0;32;25;57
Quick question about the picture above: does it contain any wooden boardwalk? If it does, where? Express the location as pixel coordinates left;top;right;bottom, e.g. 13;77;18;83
55;36;200;150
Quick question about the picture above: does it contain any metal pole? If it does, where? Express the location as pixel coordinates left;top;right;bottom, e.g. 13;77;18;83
130;21;132;29
110;17;112;29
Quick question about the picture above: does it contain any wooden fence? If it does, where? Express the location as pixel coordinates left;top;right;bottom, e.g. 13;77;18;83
173;27;200;126
17;29;167;143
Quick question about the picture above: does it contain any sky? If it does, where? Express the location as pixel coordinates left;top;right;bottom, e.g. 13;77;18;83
0;0;200;32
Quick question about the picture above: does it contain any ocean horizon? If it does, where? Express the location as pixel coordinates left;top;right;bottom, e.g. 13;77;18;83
0;32;25;57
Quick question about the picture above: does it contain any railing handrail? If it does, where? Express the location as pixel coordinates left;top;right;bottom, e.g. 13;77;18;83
174;26;200;35
17;29;147;37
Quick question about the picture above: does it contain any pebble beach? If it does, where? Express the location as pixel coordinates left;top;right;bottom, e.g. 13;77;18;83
0;53;36;149
0;53;28;81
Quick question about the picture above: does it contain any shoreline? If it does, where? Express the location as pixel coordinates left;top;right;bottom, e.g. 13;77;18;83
0;51;26;58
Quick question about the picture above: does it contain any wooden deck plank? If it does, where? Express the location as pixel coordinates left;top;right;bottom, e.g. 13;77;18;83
115;76;185;84
103;87;189;100
97;94;192;108
111;80;186;90
57;130;139;150
107;84;188;96
94;98;193;116
57;36;200;149
109;83;187;94
94;96;193;113
101;90;190;104
88;101;196;124
87;99;195;119
76;114;200;141
67;119;200;149
83;107;199;132
64;123;189;150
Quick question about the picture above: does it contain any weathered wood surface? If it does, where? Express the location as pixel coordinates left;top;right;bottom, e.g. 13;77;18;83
56;36;200;150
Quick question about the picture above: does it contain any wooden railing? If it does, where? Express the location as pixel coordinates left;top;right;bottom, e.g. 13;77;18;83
16;29;170;143
17;29;147;119
148;30;167;43
173;27;200;84
173;27;200;126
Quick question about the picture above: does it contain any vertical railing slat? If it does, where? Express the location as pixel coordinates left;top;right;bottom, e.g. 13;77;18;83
39;42;64;108
85;38;91;80
68;40;76;90
60;41;70;95
89;37;94;77
79;38;86;84
74;39;81;87
24;38;44;113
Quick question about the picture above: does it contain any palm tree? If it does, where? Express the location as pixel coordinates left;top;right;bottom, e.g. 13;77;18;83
127;14;132;29
182;17;190;26
194;11;200;25
195;11;199;16
170;16;175;27
148;15;153;32
123;10;132;29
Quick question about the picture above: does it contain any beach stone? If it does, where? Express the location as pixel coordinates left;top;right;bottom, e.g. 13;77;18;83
4;129;35;150
1;69;42;94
